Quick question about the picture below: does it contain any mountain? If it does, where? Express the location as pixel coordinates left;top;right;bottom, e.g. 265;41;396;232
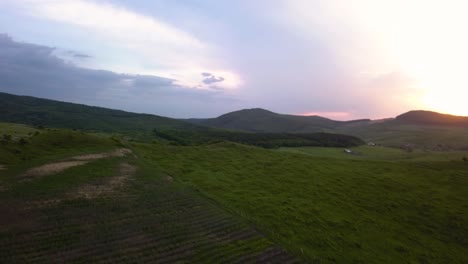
0;92;364;148
337;111;468;149
186;108;371;133
0;92;203;135
2;92;467;149
188;108;468;149
396;110;468;127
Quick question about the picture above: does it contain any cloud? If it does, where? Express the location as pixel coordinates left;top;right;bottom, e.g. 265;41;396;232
8;0;241;90
67;51;92;59
0;34;237;118
202;73;225;85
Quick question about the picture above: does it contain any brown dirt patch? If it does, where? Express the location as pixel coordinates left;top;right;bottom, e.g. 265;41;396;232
71;148;133;161
21;161;89;180
165;175;173;182
0;164;6;170
23;199;63;210
71;162;136;200
20;148;133;180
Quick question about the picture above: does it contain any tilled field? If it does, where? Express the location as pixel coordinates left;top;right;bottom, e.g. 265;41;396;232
0;152;298;263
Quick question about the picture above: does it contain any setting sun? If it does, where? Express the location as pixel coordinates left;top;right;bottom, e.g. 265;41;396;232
385;0;468;116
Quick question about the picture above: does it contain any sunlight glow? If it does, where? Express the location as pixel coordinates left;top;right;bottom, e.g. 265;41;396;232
385;0;468;116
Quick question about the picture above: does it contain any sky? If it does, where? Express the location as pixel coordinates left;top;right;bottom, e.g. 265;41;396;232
0;0;467;119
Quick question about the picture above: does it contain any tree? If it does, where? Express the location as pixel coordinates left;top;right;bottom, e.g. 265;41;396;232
463;156;468;162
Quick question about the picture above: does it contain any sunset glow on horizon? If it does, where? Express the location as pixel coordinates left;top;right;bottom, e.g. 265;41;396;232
0;0;467;118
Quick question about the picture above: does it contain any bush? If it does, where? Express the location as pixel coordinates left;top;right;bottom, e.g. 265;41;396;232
463;156;468;162
19;137;28;145
1;134;12;144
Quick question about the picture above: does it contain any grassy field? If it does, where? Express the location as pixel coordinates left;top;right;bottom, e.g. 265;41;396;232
137;142;468;263
1;123;467;263
339;122;468;149
0;122;38;139
279;145;468;162
0;126;297;263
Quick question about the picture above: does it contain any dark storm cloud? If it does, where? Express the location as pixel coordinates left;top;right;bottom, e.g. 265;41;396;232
0;34;233;117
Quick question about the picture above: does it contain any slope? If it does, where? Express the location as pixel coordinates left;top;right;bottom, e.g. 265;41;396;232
0;92;202;136
187;108;370;133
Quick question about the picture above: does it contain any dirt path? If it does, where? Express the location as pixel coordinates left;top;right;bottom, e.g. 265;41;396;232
71;148;133;161
20;148;133;180
22;161;89;178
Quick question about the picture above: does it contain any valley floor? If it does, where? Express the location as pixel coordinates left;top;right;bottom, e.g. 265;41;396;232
1;125;467;263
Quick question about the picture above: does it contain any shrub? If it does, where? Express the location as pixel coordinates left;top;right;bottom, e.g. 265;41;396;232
1;134;12;144
19;137;28;145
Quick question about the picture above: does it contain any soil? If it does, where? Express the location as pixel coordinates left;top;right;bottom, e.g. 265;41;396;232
71;148;133;161
21;161;89;179
20;148;133;180
71;162;136;200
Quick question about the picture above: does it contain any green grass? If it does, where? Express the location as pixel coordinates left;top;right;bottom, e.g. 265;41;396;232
0;127;119;165
136;142;468;263
339;122;468;149
279;145;468;162
0;122;38;139
0;129;296;263
2;124;467;263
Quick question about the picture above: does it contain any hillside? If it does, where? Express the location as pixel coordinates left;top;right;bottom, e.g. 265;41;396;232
0;126;297;263
396;110;468;127
186;108;370;133
2;92;467;149
0;93;364;148
0;92;202;136
188;108;468;149
338;113;468;149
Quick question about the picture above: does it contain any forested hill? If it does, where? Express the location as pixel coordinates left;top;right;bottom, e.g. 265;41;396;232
0;92;365;148
186;108;371;133
0;92;202;133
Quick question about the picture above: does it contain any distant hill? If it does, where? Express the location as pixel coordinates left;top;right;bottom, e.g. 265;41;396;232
0;92;204;136
396;110;468;127
2;92;467;149
337;112;468;149
0;92;364;148
188;108;468;149
186;108;371;133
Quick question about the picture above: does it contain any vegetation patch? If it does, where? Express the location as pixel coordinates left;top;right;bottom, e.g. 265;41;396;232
0;128;297;263
71;162;136;200
137;143;468;263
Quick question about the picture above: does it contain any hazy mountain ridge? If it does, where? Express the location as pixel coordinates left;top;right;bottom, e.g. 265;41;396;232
1;92;467;149
186;108;468;149
186;108;468;133
0;92;204;133
396;110;468;127
0;92;364;148
186;108;372;133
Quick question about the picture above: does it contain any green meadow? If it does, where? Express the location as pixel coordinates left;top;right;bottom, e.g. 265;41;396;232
279;145;468;162
0;125;296;263
1;122;467;263
136;142;468;263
